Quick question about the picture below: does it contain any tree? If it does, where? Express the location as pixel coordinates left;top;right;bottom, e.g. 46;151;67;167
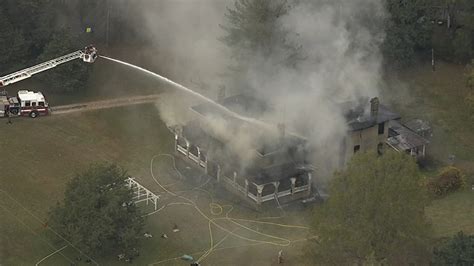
309;151;432;265
452;28;473;63
48;164;144;258
382;0;433;66
433;231;474;265
220;0;301;69
0;7;27;75
37;29;91;93
2;0;57;59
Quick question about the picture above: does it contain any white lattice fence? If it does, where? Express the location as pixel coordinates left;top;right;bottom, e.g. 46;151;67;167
125;177;160;210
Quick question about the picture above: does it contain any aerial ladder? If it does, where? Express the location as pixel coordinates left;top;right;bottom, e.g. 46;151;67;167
0;45;98;87
0;45;98;118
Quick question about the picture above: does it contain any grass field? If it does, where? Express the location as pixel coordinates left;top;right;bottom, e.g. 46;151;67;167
0;104;171;265
0;105;313;265
387;61;474;175
426;190;474;237
1;48;316;265
388;61;474;238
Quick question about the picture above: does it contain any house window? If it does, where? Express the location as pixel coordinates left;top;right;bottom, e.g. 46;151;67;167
378;122;385;135
354;145;360;153
25;101;31;107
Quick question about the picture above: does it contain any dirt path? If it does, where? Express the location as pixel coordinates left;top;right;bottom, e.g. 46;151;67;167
50;94;160;115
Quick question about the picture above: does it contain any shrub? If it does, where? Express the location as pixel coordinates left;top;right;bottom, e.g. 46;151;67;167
433;231;474;265
427;166;465;197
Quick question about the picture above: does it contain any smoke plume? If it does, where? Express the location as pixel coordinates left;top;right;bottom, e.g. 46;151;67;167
129;0;387;179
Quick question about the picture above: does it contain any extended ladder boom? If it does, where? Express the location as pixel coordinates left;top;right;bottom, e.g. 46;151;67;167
0;45;98;87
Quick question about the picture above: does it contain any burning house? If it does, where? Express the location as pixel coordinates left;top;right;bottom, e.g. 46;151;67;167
172;95;314;208
170;93;428;208
340;97;429;164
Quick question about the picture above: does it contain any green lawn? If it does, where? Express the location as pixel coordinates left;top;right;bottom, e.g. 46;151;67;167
0;49;314;265
426;190;474;237
0;104;173;265
0;105;313;265
388;61;474;240
387;61;474;175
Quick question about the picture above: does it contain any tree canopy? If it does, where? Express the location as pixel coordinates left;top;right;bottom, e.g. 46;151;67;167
382;0;433;67
0;0;139;92
310;151;432;265
48;164;144;258
221;0;301;68
37;30;91;93
433;231;474;265
0;7;27;74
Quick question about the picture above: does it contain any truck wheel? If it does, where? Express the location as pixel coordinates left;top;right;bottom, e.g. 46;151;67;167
30;111;39;118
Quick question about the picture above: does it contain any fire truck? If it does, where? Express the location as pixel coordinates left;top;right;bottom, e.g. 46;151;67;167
0;45;98;118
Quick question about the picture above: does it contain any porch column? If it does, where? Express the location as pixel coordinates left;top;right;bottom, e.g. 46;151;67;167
245;179;249;196
216;164;221;182
256;184;264;205
196;147;201;165
274;181;280;197
186;140;190;157
174;134;178;151
290;177;296;195
307;173;312;196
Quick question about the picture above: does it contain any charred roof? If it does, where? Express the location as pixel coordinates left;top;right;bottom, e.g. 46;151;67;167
219;94;270;119
387;120;429;151
340;100;401;131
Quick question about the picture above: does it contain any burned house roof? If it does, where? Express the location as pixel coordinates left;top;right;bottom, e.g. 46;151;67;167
341;101;401;131
219;94;270;118
256;133;306;157
183;94;312;184
386;120;429;151
190;94;307;155
191;101;242;124
403;119;431;136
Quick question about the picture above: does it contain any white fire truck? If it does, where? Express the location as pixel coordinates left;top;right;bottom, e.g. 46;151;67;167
0;45;98;118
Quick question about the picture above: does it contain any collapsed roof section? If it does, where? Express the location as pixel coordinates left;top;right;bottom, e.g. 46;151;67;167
190;95;307;159
219;94;271;119
339;99;401;131
180;94;311;184
387;120;429;151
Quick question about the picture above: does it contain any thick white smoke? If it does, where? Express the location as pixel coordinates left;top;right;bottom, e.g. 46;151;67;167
129;0;386;178
244;0;386;176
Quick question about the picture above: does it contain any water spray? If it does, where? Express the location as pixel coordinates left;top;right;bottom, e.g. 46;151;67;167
99;55;270;129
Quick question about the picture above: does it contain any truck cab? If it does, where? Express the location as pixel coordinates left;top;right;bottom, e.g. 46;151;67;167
6;90;49;118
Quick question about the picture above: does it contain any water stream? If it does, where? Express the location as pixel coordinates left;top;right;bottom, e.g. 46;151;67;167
99;55;270;129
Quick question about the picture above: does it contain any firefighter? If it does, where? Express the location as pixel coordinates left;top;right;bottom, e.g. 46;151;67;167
6;109;12;124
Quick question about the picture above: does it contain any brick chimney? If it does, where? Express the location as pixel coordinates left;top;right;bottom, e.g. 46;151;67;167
370;97;379;119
